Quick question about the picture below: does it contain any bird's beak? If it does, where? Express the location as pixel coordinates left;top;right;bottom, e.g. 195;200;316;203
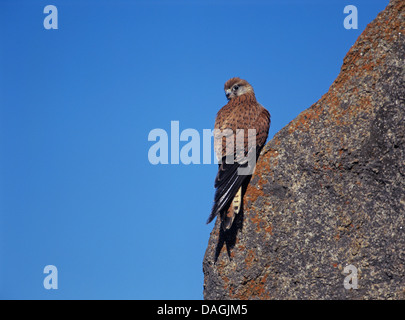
225;89;231;99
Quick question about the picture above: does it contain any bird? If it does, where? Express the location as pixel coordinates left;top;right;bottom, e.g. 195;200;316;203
207;77;271;231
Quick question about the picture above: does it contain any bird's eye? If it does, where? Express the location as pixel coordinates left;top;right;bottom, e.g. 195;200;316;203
233;85;239;91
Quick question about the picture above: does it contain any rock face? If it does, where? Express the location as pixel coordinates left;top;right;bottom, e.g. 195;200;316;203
203;0;404;300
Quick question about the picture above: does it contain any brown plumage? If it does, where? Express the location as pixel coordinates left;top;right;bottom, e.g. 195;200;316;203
207;77;271;230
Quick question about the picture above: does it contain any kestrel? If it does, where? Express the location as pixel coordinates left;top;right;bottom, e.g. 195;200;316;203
207;77;271;231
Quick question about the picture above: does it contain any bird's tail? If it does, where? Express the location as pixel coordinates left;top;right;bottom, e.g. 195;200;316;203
221;186;242;230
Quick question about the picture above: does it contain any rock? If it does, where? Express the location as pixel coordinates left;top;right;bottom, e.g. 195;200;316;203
203;0;405;300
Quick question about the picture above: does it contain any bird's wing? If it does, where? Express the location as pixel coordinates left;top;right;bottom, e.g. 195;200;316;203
206;157;248;225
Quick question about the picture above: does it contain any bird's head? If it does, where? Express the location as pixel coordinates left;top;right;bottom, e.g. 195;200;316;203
224;77;254;100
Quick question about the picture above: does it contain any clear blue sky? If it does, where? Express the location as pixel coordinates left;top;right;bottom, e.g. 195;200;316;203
0;0;388;299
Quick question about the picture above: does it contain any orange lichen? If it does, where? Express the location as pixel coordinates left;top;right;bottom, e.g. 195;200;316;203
264;224;273;235
244;249;256;267
245;184;264;205
230;273;271;300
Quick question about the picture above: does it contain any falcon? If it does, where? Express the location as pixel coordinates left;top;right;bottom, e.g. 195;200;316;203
207;77;271;231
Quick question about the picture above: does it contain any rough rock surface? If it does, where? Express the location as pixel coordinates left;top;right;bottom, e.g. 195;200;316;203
203;0;405;300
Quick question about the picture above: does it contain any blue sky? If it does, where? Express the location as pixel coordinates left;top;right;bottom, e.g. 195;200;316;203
0;0;388;299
